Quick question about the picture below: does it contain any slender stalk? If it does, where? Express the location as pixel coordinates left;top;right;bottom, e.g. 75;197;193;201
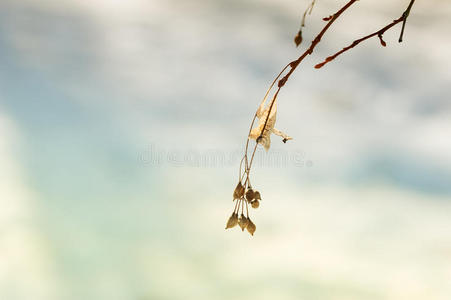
243;63;291;172
250;0;359;174
246;200;249;217
233;198;239;213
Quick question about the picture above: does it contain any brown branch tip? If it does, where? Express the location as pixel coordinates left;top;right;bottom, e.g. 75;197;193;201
315;0;415;69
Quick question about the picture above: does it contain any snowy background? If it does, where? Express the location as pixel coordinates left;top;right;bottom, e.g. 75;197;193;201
1;0;451;299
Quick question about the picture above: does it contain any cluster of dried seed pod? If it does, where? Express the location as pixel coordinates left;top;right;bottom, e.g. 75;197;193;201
225;181;262;236
246;188;261;209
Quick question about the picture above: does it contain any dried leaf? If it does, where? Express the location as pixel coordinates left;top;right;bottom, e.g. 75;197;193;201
272;128;292;142
249;99;283;151
249;99;292;151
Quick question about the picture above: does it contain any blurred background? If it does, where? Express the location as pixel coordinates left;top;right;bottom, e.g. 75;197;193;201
1;0;451;299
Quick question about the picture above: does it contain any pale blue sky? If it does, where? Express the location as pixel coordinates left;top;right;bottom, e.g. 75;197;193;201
1;1;450;300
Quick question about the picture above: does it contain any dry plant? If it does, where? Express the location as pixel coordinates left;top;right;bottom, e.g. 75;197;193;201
226;0;416;235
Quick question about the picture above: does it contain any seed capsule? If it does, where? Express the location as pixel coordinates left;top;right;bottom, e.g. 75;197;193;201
251;200;259;209
225;213;238;229
246;219;256;236
233;182;245;200
238;214;249;231
245;188;255;202
254;191;261;201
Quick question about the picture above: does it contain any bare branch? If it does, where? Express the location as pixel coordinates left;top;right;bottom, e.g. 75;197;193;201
315;0;416;69
228;1;417;234
281;0;358;88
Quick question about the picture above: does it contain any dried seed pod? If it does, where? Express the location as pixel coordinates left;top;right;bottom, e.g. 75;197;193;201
246;219;256;236
238;214;249;231
251;200;260;209
254;191;261;201
245;188;255;202
225;213;238;229
233;182;245;200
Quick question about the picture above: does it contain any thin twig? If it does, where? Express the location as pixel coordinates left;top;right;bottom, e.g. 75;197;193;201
315;0;416;69
399;0;415;42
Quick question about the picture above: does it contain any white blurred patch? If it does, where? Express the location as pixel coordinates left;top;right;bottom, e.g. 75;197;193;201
0;110;59;300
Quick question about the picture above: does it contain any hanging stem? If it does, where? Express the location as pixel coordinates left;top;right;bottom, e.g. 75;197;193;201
244;0;359;176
